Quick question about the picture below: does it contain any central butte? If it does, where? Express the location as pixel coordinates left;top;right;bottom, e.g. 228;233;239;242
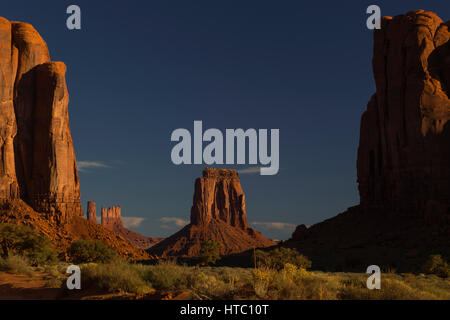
148;168;275;257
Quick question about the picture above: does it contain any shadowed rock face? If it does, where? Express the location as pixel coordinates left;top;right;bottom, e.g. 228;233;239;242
149;168;275;257
357;11;450;217
0;17;81;223
289;11;450;271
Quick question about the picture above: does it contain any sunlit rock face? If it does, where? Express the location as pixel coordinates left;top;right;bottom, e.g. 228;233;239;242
0;17;81;223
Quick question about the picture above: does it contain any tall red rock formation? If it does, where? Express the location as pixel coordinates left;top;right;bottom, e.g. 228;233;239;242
357;11;450;218
289;11;450;271
191;168;249;228
0;17;81;223
149;168;275;257
87;201;97;223
0;18;19;200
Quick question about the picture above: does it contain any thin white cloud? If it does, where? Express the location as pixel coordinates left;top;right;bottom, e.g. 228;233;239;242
251;221;297;231
122;217;146;228
160;217;189;229
78;161;111;172
238;167;261;174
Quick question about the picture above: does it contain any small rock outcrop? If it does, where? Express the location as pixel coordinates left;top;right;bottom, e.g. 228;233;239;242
86;201;97;223
148;168;275;257
101;205;122;228
0;17;81;223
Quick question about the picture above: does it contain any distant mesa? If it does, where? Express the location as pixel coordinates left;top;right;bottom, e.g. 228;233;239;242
148;168;275;257
85;201;163;250
289;10;450;270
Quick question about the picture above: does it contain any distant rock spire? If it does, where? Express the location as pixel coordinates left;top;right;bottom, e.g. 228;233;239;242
87;201;97;223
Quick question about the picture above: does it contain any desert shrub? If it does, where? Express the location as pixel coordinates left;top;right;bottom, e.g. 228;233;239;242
68;240;117;264
254;247;311;271
186;270;236;299
41;263;69;288
46;277;64;288
81;260;152;294
199;240;222;265
0;254;33;276
142;260;190;290
0;224;58;266
261;263;335;300
422;254;450;278
338;275;436;300
252;268;272;298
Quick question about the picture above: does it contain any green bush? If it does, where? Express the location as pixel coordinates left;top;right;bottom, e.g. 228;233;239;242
199;240;222;265
254;247;312;271
0;223;58;266
68;240;117;264
81;260;152;294
142;260;190;290
422;254;450;278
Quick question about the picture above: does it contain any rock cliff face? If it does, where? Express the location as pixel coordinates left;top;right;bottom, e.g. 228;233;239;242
0;17;81;223
191;168;249;228
289;11;450;271
357;11;450;218
149;168;275;257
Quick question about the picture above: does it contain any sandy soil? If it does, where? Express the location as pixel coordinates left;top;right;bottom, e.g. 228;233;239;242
0;271;192;300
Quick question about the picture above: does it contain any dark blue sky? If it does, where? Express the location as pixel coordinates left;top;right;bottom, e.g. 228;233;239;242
1;1;448;239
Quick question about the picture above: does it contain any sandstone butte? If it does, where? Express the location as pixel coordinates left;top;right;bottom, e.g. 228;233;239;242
289;10;450;271
86;201;163;249
0;17;149;260
149;168;275;257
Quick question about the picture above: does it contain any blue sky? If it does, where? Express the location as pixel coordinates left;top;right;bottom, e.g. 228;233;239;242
1;1;448;239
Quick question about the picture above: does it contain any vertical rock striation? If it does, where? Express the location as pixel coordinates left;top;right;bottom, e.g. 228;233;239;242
191;168;249;229
0;17;81;223
0;18;19;200
101;205;122;229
